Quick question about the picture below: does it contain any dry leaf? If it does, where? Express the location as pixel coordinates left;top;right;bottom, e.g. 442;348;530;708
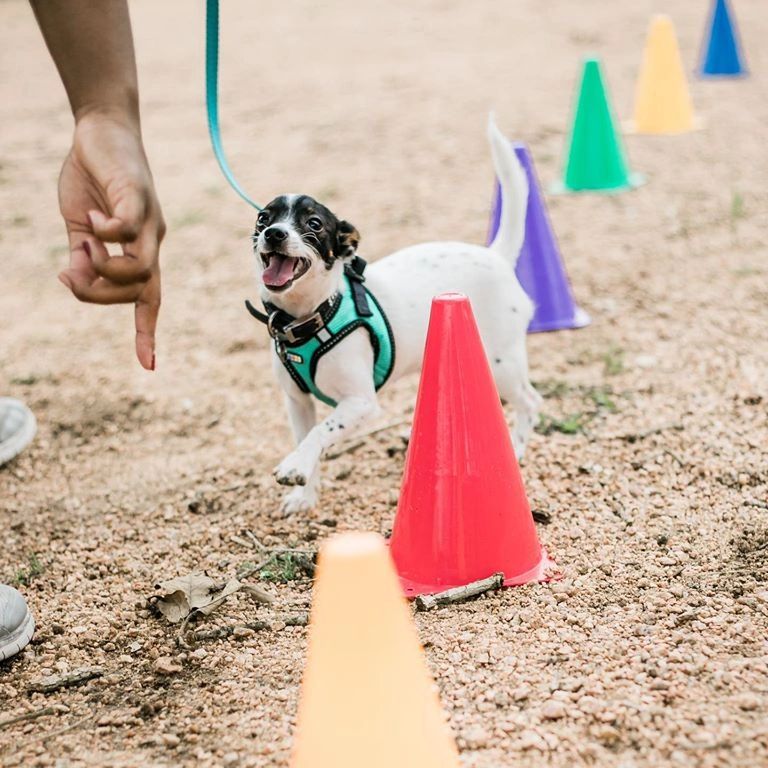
151;571;270;623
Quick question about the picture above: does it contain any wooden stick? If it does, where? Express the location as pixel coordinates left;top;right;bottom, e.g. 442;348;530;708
219;481;250;493
191;620;271;642
176;609;198;648
240;583;275;603
284;613;309;627
611;423;684;443
27;715;93;744
0;707;57;730
414;573;505;612
662;448;686;467
245;530;265;550
189;613;309;642
236;553;277;580
27;667;104;694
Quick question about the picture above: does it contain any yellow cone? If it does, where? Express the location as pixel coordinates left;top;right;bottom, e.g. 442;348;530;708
290;532;460;768
629;15;699;134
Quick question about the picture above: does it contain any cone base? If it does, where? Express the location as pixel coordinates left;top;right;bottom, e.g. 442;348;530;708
549;172;646;196
398;547;560;598
623;116;704;135
696;69;748;79
529;305;591;334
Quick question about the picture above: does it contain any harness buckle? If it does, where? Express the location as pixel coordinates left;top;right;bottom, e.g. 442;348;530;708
282;312;324;344
266;313;280;341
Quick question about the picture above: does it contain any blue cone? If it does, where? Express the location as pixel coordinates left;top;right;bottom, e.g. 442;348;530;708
487;143;590;333
699;0;748;77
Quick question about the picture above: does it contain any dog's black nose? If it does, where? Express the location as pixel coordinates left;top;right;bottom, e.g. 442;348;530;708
264;226;288;247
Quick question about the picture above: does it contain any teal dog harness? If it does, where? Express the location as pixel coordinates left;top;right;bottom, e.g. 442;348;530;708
245;257;395;407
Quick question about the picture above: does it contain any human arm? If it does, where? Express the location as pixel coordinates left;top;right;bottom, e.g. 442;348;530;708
30;0;165;370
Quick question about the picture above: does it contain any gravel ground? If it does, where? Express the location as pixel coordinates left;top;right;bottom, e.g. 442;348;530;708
2;0;767;766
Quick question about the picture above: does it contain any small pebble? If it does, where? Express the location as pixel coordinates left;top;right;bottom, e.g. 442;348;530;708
541;700;566;720
155;657;182;675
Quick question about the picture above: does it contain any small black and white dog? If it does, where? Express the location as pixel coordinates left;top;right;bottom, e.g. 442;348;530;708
250;117;541;514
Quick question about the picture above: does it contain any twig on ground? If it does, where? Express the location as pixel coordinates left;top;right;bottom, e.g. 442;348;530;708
231;531;268;551
191;621;272;642
263;547;316;554
284;613;309;627
27;667;104;694
662;448;687;467
189;613;309;643
219;480;251;493
236;554;277;580
414;573;505;611
0;707;57;730
176;609;200;647
325;418;411;460
240;583;276;603
26;715;93;744
612;424;684;443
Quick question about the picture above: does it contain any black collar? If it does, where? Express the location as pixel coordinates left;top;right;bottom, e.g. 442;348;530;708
245;291;341;345
245;256;370;345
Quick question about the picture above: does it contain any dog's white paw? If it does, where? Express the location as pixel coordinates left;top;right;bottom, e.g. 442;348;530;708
511;430;527;462
274;452;314;487
280;486;317;516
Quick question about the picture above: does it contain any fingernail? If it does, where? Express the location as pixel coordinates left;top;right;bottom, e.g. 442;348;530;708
151;353;156;371
57;274;71;289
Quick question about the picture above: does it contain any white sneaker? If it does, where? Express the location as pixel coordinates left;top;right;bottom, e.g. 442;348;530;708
0;585;35;661
0;398;36;467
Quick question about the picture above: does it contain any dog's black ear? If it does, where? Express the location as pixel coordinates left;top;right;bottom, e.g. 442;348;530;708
336;220;360;258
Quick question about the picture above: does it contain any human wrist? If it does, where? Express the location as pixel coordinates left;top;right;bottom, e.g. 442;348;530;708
73;86;141;133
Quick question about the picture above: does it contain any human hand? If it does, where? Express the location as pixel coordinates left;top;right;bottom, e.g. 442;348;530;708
57;111;165;370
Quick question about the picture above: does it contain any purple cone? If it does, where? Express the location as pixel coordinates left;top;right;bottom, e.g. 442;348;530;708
487;143;590;333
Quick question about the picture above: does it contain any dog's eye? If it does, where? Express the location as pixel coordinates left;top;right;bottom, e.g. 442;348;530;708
257;211;270;227
307;217;323;232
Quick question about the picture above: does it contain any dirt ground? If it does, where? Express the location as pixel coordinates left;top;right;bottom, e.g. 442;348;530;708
2;0;767;765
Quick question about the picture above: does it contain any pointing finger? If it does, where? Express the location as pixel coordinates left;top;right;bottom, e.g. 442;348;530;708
134;274;161;371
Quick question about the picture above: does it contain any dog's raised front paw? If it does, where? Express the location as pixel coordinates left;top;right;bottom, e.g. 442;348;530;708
273;452;314;487
280;486;317;516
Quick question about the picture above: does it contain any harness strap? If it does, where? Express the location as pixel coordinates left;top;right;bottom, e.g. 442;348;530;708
244;299;269;324
344;256;373;318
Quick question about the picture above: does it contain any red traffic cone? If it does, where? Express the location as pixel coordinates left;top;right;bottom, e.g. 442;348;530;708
390;293;557;596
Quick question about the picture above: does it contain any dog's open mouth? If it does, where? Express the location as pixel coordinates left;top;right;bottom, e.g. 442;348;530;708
261;252;311;291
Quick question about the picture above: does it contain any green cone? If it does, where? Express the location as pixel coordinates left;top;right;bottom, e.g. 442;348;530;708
553;58;644;194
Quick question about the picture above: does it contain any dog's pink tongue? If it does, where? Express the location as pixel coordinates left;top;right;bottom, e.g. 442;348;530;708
263;255;296;287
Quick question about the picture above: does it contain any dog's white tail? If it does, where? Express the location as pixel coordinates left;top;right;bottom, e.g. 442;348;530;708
487;114;528;266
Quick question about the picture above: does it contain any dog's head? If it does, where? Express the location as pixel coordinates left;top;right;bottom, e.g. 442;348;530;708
252;194;360;295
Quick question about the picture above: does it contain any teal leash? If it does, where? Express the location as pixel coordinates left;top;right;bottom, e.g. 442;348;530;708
205;0;262;210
